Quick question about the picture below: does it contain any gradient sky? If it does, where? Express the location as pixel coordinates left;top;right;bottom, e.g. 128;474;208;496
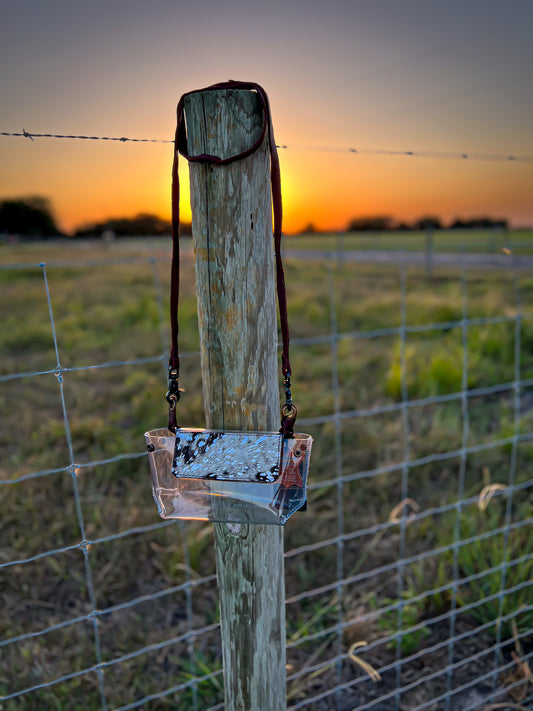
1;0;532;233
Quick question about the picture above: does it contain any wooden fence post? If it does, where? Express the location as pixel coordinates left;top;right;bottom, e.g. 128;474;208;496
184;87;286;710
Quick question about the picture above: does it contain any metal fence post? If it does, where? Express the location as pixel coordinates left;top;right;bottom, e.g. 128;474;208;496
184;86;286;711
336;230;345;269
425;225;434;277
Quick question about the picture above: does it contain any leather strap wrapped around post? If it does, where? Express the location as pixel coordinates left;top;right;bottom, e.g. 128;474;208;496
167;80;294;436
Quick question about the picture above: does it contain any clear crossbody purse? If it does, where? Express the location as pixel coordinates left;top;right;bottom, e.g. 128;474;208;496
145;81;312;525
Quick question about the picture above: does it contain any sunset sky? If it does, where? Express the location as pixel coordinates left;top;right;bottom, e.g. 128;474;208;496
1;0;532;234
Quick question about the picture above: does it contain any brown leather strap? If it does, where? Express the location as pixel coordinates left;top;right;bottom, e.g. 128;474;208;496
168;81;294;435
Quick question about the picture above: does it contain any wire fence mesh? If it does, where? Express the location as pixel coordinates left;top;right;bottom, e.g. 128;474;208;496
1;235;532;710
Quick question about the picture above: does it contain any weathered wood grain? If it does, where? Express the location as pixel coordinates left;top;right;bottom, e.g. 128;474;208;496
185;88;286;711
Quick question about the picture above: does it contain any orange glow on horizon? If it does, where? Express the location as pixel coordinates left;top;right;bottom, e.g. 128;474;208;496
2;4;533;238
2;138;532;235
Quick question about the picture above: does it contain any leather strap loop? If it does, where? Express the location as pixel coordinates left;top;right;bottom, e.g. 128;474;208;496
168;81;292;433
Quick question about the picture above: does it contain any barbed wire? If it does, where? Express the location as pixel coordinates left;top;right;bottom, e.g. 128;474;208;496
0;129;172;144
1;128;533;163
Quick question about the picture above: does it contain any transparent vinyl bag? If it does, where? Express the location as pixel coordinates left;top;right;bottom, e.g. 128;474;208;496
145;428;312;525
148;82;312;526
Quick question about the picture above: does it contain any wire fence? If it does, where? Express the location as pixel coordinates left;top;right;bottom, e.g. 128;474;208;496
2;127;533;163
1;237;531;710
1;123;533;709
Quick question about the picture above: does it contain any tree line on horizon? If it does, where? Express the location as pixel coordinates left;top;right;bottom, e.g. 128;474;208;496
337;214;508;233
0;198;193;239
0;197;512;239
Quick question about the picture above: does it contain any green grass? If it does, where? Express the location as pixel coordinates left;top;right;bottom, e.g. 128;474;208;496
369;591;430;655
456;503;533;639
285;228;533;254
1;238;532;708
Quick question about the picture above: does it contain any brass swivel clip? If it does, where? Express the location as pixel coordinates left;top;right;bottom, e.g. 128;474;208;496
166;367;183;411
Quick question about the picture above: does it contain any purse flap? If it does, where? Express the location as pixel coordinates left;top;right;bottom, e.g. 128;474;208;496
172;429;283;482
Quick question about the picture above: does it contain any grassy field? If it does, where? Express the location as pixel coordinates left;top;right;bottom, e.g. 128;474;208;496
284;227;533;254
1;238;532;709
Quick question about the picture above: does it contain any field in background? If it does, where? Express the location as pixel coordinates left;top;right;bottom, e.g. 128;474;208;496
2;228;532;257
1;238;532;710
286;228;533;254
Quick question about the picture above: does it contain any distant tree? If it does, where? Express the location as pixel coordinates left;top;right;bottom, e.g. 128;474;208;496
346;215;393;232
299;222;318;235
449;219;467;230
395;221;412;231
413;216;442;231
449;217;508;230
74;213;189;238
0;197;59;237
